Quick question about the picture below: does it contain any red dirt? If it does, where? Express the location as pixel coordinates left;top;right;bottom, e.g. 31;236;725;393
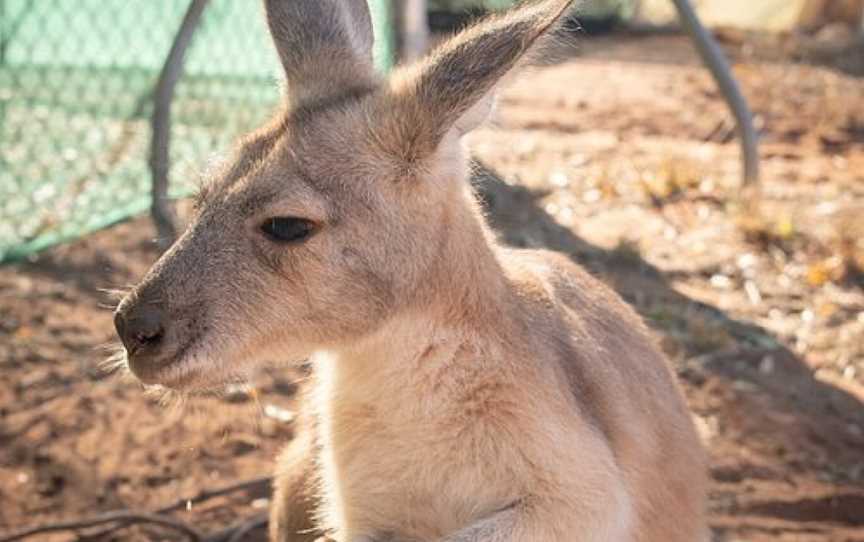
2;33;863;541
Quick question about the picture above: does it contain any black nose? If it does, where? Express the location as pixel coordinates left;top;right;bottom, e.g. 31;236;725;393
114;301;166;355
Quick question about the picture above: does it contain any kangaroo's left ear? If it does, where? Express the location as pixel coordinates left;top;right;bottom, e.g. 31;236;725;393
375;0;576;162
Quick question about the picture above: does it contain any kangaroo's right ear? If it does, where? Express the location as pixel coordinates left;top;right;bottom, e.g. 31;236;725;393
374;0;575;167
264;0;377;109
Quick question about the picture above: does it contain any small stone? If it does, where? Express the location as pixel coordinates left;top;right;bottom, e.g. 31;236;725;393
264;404;295;424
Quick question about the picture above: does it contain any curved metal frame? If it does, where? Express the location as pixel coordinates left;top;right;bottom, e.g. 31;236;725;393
671;0;760;187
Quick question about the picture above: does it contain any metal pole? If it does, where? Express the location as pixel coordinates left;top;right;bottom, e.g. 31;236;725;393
397;0;430;62
371;0;396;71
859;2;864;38
671;0;760;187
149;0;209;249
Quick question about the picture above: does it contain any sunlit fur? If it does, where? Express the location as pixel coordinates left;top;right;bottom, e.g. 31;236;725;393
116;1;708;541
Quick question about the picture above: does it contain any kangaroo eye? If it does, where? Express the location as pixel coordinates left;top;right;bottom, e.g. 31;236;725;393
260;217;316;243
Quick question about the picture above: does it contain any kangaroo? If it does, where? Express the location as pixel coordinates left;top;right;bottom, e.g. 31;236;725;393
113;1;708;540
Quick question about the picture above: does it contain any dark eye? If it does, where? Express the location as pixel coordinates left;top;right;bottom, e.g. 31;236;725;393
260;217;316;243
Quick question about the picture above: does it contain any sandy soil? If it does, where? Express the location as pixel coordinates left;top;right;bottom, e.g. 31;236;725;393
1;33;863;541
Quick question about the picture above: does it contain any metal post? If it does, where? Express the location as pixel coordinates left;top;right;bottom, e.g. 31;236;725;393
671;0;760;187
149;0;209;249
397;0;430;62
859;2;864;38
371;0;396;71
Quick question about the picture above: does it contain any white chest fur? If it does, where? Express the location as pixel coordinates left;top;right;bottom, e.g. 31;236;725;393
311;348;524;541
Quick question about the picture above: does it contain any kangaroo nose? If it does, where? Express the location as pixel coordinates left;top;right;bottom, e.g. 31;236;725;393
114;302;166;355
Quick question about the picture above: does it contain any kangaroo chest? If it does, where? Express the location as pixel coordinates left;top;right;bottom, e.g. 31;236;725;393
312;354;523;540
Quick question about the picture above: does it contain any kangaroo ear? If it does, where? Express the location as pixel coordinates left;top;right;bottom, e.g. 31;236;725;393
378;0;575;161
264;0;377;108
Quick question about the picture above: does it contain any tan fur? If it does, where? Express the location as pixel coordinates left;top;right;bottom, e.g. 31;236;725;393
115;1;707;540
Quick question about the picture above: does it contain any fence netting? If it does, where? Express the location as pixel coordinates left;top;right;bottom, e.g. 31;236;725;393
0;0;636;262
0;0;396;261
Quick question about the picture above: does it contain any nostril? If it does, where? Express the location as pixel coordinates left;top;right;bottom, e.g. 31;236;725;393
134;325;164;345
115;303;167;354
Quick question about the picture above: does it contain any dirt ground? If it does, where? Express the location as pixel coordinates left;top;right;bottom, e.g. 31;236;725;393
2;32;863;541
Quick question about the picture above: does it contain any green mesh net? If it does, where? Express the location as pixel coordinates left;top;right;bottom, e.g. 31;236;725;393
1;0;634;262
0;0;393;262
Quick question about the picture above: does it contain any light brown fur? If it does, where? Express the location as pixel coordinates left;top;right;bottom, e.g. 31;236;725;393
115;1;707;540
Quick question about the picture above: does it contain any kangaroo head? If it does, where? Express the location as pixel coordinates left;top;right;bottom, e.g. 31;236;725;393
114;0;574;389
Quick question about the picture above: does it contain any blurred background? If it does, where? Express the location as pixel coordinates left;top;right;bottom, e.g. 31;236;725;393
1;1;863;540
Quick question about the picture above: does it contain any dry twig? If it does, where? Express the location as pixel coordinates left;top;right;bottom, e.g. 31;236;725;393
203;512;269;542
0;512;204;542
155;477;272;516
0;477;271;542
